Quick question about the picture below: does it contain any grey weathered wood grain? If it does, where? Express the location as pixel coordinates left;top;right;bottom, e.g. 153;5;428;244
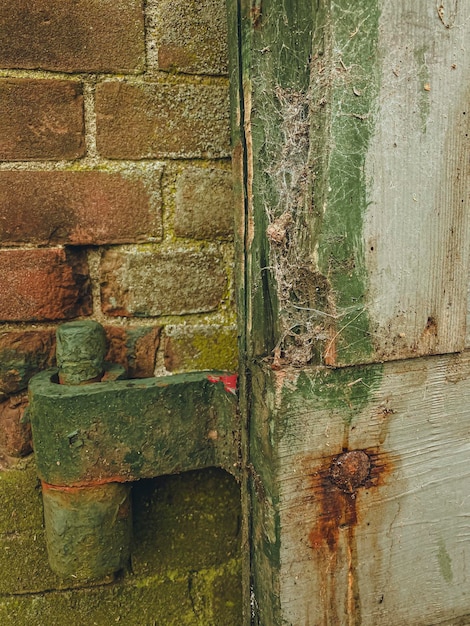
274;352;470;625
364;0;470;361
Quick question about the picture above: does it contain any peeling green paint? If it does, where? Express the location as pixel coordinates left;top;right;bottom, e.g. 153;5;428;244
286;363;383;426
437;538;453;583
238;0;381;367
314;0;381;365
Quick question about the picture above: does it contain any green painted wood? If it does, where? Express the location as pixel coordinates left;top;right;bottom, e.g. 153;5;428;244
29;370;239;486
226;2;253;621
231;0;469;369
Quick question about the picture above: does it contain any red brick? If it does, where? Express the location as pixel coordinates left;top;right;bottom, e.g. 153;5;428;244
175;167;234;240
0;170;162;246
0;0;144;73
0;248;91;322
96;81;230;159
100;248;227;316
0;329;56;396
0;393;31;457
149;0;228;75
105;326;161;378
0;79;84;161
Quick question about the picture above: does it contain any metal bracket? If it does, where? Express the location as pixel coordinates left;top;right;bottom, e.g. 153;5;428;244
27;321;239;581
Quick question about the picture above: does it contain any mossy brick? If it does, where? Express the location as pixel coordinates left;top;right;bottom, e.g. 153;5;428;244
148;0;228;76
0;79;84;161
0;170;162;246
100;247;227;317
0;0;145;73
188;562;243;625
104;325;161;378
175;167;234;240
0;464;242;623
0;460;67;595
96;81;230;159
0;329;56;396
164;325;238;372
0;248;91;322
0;530;66;595
0;393;31;457
132;469;241;576
211;566;243;625
0;574;237;626
0;458;43;534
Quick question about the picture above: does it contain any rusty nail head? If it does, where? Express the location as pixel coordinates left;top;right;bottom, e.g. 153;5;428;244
329;450;370;494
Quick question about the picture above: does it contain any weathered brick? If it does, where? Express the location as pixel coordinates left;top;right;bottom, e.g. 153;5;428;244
147;0;228;75
0;0;144;73
175;166;234;240
0;463;241;621
132;470;241;575
0;249;91;322
0;459;44;534
0;170;162;246
0;393;31;457
96;81;230;159
0;79;84;161
105;325;161;378
100;247;227;316
0;329;55;396
164;324;237;372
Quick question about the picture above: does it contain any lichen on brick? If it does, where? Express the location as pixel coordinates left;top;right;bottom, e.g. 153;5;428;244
146;0;228;76
100;245;228;317
175;166;234;240
164;324;238;372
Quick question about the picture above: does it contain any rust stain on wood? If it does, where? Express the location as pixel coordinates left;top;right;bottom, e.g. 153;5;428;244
306;447;396;624
308;447;395;551
250;0;262;28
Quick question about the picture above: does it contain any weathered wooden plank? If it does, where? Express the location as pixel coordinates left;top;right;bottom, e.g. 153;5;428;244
252;352;470;625
233;0;469;368
234;0;315;361
364;0;470;362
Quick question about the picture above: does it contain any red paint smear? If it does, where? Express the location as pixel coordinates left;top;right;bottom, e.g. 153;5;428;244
207;373;238;394
42;477;129;491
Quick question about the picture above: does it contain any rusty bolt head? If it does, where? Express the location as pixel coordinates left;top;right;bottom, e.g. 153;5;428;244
329;450;370;494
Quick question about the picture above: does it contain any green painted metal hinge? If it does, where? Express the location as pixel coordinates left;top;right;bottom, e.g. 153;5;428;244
27;321;240;581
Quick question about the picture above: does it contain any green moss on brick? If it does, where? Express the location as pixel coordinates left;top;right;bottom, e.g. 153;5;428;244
164;325;238;372
0;458;43;534
0;463;242;623
132;469;241;576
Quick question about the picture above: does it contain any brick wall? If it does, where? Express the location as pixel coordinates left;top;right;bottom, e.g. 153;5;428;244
0;1;240;624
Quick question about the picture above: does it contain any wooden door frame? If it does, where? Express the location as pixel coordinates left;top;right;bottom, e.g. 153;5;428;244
227;1;470;624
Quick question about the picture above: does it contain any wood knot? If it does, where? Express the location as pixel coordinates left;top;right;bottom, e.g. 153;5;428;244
329;450;370;494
